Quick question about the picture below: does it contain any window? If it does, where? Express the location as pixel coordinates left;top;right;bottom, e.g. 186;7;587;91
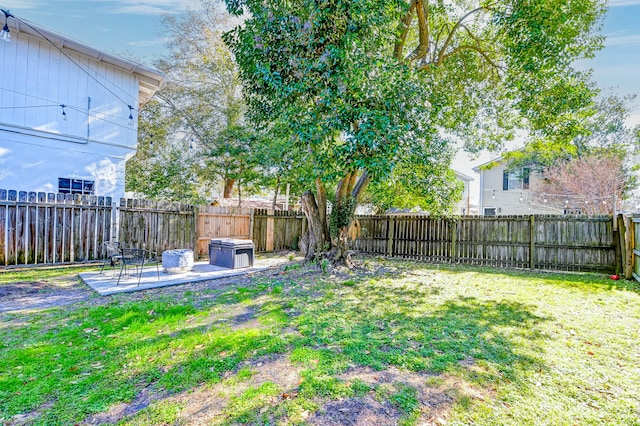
503;168;530;190
58;178;95;195
484;208;497;216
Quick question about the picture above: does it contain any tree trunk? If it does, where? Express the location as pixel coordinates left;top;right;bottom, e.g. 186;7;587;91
223;178;235;198
300;190;329;260
300;171;371;267
315;179;331;243
272;178;280;210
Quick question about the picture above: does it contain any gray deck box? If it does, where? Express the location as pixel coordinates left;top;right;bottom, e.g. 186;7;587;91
209;238;255;269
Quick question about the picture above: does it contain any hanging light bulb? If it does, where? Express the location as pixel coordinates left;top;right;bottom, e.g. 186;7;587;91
519;193;523;202
543;197;548;203
60;104;67;121
492;189;496;199
127;105;134;126
0;9;12;43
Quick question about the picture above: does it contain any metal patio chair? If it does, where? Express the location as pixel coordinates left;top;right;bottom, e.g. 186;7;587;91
117;248;159;286
100;241;125;275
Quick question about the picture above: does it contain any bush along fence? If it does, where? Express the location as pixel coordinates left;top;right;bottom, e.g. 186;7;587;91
0;192;636;278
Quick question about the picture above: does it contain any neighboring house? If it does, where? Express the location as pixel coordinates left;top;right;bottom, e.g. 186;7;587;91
454;171;473;215
0;13;164;200
473;156;560;215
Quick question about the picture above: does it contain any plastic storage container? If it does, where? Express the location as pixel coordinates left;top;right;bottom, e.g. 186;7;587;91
209;238;255;269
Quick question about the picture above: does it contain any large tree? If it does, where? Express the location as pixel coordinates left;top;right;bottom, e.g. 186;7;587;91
153;3;251;199
224;0;606;264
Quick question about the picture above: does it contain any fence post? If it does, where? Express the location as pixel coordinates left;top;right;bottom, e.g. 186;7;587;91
249;209;255;241
387;217;395;257
192;205;199;252
529;215;536;269
617;214;633;279
451;219;458;263
266;210;275;252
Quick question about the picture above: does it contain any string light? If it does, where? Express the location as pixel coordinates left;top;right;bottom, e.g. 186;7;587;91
3;10;142;123
60;104;67;121
0;9;11;42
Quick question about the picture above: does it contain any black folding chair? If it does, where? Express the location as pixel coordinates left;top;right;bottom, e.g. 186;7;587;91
100;241;125;275
117;248;159;286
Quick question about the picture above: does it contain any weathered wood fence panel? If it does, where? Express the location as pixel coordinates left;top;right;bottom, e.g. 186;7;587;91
351;215;617;273
196;206;251;258
0;190;628;276
118;199;197;256
252;209;305;252
0;189;113;266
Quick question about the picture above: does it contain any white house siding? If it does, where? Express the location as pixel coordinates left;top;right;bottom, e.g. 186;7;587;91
477;161;560;215
0;29;139;199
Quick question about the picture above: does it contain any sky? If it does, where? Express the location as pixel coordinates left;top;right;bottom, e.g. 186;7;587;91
2;0;640;194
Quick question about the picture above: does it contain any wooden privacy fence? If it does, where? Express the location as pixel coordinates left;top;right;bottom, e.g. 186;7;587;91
252;209;306;253
352;215;618;273
0;189;113;266
118;199;197;256
196;206;251;257
0;190;635;277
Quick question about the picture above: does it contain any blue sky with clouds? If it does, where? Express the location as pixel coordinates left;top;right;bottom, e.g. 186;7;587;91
2;0;638;193
2;0;639;118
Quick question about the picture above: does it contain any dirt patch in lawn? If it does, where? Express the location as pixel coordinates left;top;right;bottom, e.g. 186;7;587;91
308;397;403;425
336;365;494;425
85;353;304;425
0;279;93;313
84;384;164;425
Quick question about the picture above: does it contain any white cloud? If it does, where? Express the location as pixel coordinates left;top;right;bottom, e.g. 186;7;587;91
609;0;640;6
111;0;197;15
128;37;172;47
0;0;43;10
605;33;640;48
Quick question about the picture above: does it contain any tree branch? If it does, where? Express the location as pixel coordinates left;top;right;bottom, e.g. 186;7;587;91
394;0;416;61
436;6;487;66
439;45;503;72
352;170;371;202
406;0;430;63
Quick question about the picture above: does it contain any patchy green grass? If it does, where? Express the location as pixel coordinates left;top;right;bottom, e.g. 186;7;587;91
1;258;639;425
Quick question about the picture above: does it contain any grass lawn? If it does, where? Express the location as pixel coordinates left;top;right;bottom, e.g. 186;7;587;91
1;257;639;425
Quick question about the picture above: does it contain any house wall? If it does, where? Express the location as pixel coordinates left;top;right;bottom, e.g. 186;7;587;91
478;162;561;215
0;29;139;199
455;179;471;215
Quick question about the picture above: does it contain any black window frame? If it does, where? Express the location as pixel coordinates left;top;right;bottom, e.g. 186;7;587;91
58;178;95;195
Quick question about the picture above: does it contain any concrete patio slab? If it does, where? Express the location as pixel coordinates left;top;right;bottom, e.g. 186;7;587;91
80;261;271;296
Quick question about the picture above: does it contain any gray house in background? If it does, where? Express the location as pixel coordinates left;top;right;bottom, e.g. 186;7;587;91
473;156;560;216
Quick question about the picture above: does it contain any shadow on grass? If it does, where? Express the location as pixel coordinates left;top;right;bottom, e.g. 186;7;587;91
377;257;640;294
0;269;551;424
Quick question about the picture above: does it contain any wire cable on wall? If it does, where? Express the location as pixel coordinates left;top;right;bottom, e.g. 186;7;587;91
0;5;143;115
